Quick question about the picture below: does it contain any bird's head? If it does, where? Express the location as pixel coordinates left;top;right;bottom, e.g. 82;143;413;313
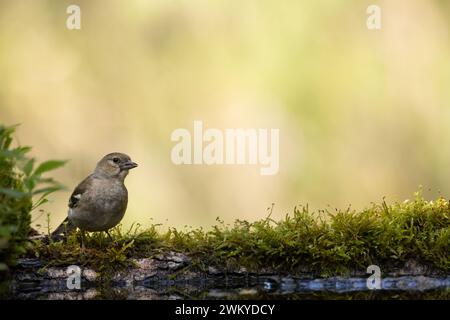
94;152;138;180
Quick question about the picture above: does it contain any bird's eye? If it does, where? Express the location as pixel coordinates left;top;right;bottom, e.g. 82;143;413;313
112;157;120;163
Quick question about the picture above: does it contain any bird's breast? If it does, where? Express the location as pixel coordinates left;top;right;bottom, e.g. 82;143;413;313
93;182;127;209
70;179;128;231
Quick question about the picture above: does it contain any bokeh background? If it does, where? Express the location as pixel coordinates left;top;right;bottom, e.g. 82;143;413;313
1;0;449;231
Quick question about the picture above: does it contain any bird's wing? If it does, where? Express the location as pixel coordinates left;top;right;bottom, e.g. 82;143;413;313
69;174;94;208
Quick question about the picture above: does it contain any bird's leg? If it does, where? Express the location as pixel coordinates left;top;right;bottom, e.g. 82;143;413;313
80;230;86;252
106;230;117;245
78;230;88;263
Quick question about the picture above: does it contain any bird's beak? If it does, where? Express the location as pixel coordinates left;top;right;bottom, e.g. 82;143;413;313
120;161;138;170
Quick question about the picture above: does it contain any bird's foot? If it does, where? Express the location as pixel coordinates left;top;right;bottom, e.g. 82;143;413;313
105;231;119;246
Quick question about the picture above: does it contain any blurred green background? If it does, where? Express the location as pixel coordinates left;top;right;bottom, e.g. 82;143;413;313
1;0;450;231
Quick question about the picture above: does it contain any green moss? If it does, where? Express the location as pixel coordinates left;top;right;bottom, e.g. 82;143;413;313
32;190;450;277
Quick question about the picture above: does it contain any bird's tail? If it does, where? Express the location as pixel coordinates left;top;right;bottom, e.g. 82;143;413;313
50;217;77;240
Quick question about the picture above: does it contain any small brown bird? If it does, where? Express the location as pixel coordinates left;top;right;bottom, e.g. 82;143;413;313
51;152;138;242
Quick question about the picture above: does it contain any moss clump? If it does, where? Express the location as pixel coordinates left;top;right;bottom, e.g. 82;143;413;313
32;191;450;277
165;191;450;275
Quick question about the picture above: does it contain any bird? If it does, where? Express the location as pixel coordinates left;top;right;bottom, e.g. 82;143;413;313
51;152;138;244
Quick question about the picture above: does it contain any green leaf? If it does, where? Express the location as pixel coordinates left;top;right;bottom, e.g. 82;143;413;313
0;146;31;159
32;186;63;195
0;187;26;198
24;178;36;191
3;136;12;149
36;177;57;184
23;158;35;176
32;198;49;210
16;146;32;155
33;160;67;176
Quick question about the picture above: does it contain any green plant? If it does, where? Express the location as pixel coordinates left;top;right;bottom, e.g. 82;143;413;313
0;124;66;273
